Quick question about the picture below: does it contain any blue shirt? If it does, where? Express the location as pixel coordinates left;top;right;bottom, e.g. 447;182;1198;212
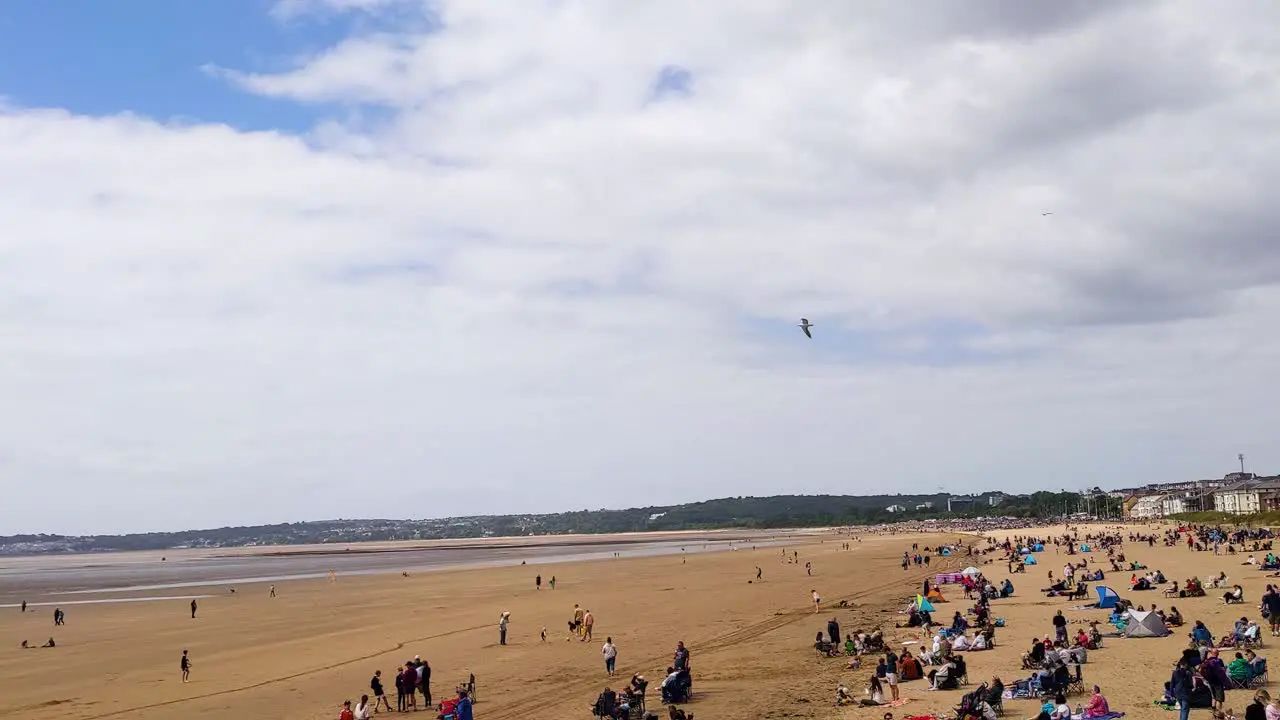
456;696;473;720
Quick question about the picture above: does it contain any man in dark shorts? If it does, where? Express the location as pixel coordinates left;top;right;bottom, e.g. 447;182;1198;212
371;669;391;712
181;650;191;683
190;599;198;619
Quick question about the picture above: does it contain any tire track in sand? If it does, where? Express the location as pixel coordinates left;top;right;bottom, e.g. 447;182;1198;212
68;622;493;720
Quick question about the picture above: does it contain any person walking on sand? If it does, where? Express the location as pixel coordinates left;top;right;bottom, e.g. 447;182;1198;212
499;611;510;645
338;700;354;720
583;609;595;642
602;637;618;676
370;670;391;712
269;585;276;598
541;626;548;642
572;604;585;638
550;575;556;590
812;589;822;613
756;566;763;581
20;600;26;613
190;599;198;619
536;574;542;590
181;650;192;683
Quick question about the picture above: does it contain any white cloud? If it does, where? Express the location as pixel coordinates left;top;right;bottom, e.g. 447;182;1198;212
4;1;1280;533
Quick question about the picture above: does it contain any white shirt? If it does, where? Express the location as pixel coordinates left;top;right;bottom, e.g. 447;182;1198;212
602;642;617;660
353;702;372;720
813;591;821;603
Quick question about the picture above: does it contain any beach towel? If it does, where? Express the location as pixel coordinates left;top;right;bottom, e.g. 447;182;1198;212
1072;713;1125;720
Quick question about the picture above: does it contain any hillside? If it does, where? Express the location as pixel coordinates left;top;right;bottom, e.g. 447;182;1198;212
0;490;1083;555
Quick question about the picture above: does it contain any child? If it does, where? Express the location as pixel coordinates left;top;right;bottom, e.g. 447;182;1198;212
541;627;548;642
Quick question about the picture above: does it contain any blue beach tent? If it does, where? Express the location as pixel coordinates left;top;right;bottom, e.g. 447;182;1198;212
1024;554;1038;565
1096;585;1121;609
1033;543;1045;552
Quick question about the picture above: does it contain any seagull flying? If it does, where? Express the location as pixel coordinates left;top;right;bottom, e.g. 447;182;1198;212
798;318;814;339
1041;211;1053;216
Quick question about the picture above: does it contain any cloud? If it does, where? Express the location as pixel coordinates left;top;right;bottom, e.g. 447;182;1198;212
4;1;1280;533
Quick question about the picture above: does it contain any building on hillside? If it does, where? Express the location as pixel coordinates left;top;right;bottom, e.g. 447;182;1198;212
987;493;1006;507
915;502;934;511
947;496;976;512
1213;476;1280;515
885;504;906;513
1127;494;1166;519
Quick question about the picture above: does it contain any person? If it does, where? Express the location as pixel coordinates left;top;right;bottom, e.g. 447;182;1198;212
862;675;885;706
1246;690;1269;720
181;650;192;683
756;566;763;581
353;695;372;720
455;687;474;720
1052;611;1068;645
536;574;542;590
1172;659;1195;720
836;684;855;706
1084;685;1111;718
812;589;822;613
592;686;617;717
884;647;900;701
1050;693;1071;720
602;637;618;676
550;575;556;590
417;657;432;706
541;627;548;642
1230;653;1255;685
270;585;276;598
828;617;841;645
190;599;198;619
402;663;417;712
673;641;690;671
583;609;595;642
1204;649;1230;709
370;670;391;712
395;666;407;712
499;611;510;645
20;600;26;613
338;700;354;720
572;605;585;638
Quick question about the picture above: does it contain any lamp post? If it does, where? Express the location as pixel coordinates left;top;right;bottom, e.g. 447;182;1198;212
1239;453;1246;475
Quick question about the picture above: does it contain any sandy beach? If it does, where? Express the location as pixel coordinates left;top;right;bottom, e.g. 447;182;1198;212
2;522;1275;720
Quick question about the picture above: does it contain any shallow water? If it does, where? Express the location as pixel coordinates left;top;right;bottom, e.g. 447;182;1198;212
0;535;784;602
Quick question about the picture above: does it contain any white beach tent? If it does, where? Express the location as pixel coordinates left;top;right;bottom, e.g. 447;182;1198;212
1121;609;1169;638
961;567;982;576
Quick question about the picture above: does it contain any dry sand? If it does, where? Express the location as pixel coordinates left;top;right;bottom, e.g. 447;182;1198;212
1;523;1271;720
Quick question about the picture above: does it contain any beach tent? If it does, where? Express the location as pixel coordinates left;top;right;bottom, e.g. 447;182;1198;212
926;588;948;603
1122;609;1169;638
1024;554;1038;566
940;548;952;556
1081;544;1092;552
916;595;936;613
1095;586;1121;609
1033;543;1045;552
961;567;982;576
1018;547;1030;554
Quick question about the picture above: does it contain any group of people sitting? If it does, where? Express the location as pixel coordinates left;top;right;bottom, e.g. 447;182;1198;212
1165;577;1208;598
591;675;649;719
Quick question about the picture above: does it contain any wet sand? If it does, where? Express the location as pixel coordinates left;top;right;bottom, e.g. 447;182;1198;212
3;523;1262;720
0;530;800;602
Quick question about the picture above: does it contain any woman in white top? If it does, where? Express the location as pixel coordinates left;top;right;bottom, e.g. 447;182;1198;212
861;675;885;706
952;634;972;651
353;694;373;720
1050;693;1071;720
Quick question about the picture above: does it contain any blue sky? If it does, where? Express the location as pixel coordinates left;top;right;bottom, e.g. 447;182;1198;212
0;0;342;131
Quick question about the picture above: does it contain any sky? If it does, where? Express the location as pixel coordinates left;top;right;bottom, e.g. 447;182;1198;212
2;0;1279;535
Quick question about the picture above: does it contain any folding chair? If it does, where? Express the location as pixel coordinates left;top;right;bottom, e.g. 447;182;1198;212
1249;659;1270;688
1066;664;1087;696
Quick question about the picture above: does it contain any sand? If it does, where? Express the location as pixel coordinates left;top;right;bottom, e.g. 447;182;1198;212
1;523;1271;720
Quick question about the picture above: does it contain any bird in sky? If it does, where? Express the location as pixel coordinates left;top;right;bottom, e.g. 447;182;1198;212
1041;211;1053;216
798;318;814;339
